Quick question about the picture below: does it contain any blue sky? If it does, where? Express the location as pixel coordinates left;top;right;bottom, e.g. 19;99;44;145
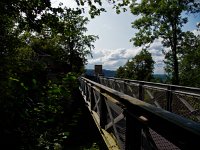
51;0;200;74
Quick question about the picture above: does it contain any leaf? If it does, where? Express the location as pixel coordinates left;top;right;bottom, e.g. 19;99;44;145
9;77;19;82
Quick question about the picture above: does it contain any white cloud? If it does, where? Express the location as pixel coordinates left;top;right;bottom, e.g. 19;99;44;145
149;38;163;51
51;0;77;8
193;29;200;36
51;1;200;74
86;45;166;74
86;36;166;74
86;48;141;70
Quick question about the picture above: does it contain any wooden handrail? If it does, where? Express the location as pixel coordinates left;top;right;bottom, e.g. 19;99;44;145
79;77;200;150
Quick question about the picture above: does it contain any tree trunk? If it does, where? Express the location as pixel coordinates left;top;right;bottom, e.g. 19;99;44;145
171;21;179;85
172;46;179;85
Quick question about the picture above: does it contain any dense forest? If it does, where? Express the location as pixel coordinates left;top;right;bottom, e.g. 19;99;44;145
115;0;200;87
0;0;200;149
0;0;103;149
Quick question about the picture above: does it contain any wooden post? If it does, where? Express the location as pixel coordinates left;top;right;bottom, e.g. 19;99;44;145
123;81;127;95
125;110;142;150
90;86;95;111
85;81;89;101
139;82;144;101
100;91;107;129
167;86;173;112
94;65;103;76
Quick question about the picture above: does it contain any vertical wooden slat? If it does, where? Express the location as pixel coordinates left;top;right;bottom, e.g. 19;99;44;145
100;91;107;129
125;110;142;150
167;86;173;112
139;82;144;101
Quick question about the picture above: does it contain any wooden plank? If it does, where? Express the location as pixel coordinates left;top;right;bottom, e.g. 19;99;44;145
177;96;196;111
80;77;200;149
93;91;100;113
177;96;200;121
154;101;162;108
105;113;124;130
101;92;125;109
146;89;154;99
91;111;120;150
105;101;121;146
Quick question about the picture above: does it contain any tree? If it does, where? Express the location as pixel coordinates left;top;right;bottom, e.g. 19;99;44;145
129;0;200;85
0;0;52;99
0;0;51;53
0;1;99;148
164;31;200;87
116;49;155;81
26;7;98;74
54;8;98;73
179;31;200;87
134;49;155;81
116;66;126;78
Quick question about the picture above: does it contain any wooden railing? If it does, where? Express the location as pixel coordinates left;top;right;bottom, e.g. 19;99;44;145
98;76;200;123
79;76;200;150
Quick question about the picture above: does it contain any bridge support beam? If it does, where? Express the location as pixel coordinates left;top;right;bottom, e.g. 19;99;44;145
139;82;144;101
166;86;173;112
125;111;142;150
100;92;107;129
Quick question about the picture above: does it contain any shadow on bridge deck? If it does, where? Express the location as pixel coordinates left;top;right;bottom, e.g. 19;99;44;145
79;76;200;150
63;90;108;150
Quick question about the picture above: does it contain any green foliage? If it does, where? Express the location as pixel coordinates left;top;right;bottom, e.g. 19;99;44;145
116;49;154;81
129;0;200;84
1;71;79;149
163;31;200;87
179;32;200;87
0;0;98;149
52;7;98;73
31;73;79;149
116;66;126;78
75;0;106;18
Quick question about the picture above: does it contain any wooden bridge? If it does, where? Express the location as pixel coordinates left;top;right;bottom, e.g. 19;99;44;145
79;76;200;150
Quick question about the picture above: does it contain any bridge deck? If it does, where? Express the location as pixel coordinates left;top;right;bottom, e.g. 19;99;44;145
91;110;119;149
79;76;200;150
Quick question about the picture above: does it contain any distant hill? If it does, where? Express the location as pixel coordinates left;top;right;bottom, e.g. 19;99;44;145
85;69;167;82
153;74;167;82
85;69;116;77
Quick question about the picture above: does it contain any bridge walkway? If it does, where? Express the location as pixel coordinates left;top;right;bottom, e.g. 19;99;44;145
79;76;200;150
